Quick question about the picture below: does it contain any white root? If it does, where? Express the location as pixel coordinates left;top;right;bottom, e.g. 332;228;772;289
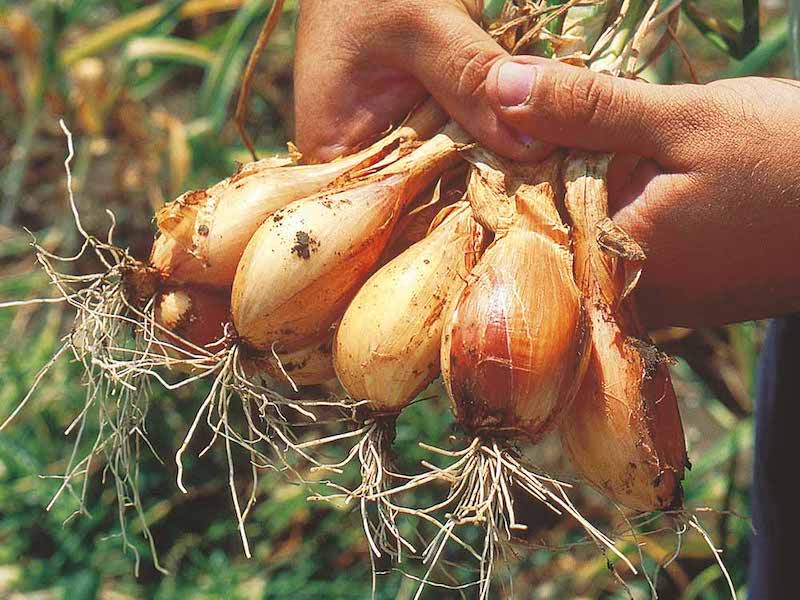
172;339;361;555
687;513;738;599
363;437;638;600
304;417;420;564
1;120;318;568
0;121;188;572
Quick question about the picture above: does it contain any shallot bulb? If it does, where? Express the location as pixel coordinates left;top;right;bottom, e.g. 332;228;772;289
559;153;687;511
152;100;446;288
334;201;486;412
231;124;469;353
442;152;589;441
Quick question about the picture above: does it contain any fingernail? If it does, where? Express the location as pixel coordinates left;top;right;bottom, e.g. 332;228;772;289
497;62;537;107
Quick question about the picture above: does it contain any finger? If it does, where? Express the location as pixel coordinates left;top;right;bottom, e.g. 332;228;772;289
294;1;428;161
485;56;705;168
384;2;554;161
295;0;555;163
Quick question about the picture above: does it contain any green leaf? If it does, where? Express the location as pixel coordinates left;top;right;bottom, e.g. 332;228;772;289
683;0;760;60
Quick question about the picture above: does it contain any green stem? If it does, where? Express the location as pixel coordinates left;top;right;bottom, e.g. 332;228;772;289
592;0;648;71
61;0;244;66
719;19;788;80
790;0;800;77
559;0;619;57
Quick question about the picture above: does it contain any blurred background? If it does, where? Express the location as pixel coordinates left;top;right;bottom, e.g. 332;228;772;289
0;0;794;598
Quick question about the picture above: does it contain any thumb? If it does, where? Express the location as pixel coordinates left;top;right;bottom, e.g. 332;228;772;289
295;0;557;163
388;3;555;160
485;56;695;167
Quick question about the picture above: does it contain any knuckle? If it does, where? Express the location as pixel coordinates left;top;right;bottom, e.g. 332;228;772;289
565;70;620;127
450;40;502;99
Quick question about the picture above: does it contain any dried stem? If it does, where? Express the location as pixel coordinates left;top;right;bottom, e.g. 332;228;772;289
235;0;287;160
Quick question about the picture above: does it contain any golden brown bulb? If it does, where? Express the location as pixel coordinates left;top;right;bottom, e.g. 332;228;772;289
442;152;589;442
559;153;687;512
334;202;486;412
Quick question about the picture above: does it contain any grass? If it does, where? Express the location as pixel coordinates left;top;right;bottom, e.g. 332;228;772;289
0;0;790;597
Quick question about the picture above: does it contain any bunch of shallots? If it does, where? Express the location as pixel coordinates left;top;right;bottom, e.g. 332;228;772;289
5;0;722;595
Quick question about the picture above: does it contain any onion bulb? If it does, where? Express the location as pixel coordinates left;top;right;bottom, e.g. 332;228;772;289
442;151;588;441
310;200;484;562
153;286;230;357
559;153;687;512
334;201;486;412
380;167;467;263
396;152;632;599
152;100;446;288
232;123;469;353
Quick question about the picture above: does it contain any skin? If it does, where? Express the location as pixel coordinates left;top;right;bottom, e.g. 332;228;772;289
294;0;800;328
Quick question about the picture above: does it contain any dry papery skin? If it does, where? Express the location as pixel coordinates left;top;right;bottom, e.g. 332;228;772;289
149;100;446;289
373;150;629;600
5;1;722;593
256;336;336;388
442;150;589;441
2;113;457;568
231;123;470;354
156;123;476;563
559;152;688;512
210;174;468;391
299;198;486;564
379;166;467;265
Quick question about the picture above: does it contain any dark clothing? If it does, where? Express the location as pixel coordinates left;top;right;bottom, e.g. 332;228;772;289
750;316;800;599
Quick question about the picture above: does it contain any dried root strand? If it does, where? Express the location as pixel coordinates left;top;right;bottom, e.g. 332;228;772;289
303;416;420;565
1;121;230;570
0;121;181;571
172;339;358;555
371;437;637;600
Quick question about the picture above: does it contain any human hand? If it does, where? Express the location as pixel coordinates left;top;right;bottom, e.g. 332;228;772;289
484;58;800;327
294;1;800;328
294;0;551;162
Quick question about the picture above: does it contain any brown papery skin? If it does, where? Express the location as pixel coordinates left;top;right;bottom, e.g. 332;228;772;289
559;153;688;513
334;202;486;413
149;233;194;283
379;167;467;266
232;124;469;353
152;100;447;288
153;286;230;355
442;156;589;442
